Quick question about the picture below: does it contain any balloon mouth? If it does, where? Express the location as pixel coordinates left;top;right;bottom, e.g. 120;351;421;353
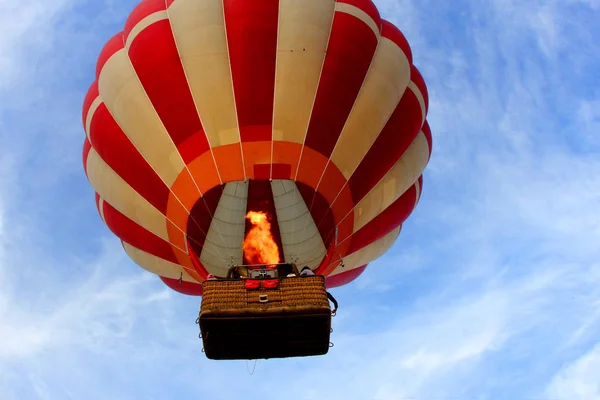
182;178;340;275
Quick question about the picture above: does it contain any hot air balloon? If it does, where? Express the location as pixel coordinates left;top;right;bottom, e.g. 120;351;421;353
82;0;432;359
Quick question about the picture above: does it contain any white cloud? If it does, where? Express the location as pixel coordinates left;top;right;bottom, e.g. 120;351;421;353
252;257;591;400
547;343;600;399
0;0;74;90
0;191;165;361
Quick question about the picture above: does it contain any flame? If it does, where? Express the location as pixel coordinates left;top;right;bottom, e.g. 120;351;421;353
243;211;280;266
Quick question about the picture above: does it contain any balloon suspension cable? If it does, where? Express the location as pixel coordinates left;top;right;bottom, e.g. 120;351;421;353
293;182;297;264
178;272;183;285
247;359;257;375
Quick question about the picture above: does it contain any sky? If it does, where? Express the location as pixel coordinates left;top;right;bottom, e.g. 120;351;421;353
1;0;600;399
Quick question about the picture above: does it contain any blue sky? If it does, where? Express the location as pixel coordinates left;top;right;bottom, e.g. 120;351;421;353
1;0;600;399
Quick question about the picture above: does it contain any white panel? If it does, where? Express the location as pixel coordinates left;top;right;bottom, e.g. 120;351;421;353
329;227;401;276
200;181;248;274
271;180;327;269
123;242;196;282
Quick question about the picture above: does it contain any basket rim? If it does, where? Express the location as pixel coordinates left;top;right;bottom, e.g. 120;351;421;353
201;274;326;287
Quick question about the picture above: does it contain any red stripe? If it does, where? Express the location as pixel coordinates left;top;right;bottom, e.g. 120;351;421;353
346;71;425;204
127;20;209;163
82;82;99;129
186;185;224;257
315;240;336;273
224;0;279;142
300;11;378;160
337;0;380;27
255;164;292;180
326;265;367;288
381;20;412;63
314;207;337;243
123;0;166;39
244;180;285;263
89;103;170;213
102;201;180;264
96;32;124;79
178;135;214;166
160;276;203;296
82;138;92;177
348;182;419;253
296;182;336;247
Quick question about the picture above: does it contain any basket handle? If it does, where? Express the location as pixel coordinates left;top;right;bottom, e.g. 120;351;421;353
326;291;338;315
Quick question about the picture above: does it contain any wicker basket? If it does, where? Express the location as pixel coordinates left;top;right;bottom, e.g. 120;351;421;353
198;275;333;360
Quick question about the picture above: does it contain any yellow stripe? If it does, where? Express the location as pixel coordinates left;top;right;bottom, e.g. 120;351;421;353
86;148;170;242
408;81;427;124
97;49;186;187
167;0;240;147
85;96;102;140
330;227;401;275
125;11;169;49
98;196;106;223
414;178;422;207
334;2;379;38
123;242;197;282
329;37;411;179
353;131;430;231
273;0;336;144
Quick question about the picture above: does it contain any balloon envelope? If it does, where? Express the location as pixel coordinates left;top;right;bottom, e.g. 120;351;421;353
82;0;433;295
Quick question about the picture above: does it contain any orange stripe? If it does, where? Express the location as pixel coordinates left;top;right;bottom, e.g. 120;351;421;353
169;172;200;216
242;141;272;180
167;220;187;252
165;195;190;232
212;145;245;183
271;142;302;180
295;147;329;189
186;151;222;194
